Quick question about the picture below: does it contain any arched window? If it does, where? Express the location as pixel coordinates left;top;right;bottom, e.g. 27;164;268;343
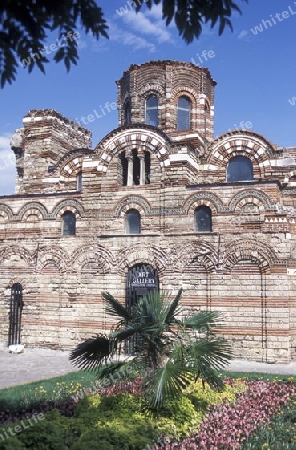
132;149;140;185
204;102;210;136
124;101;131;125
144;151;151;184
120;149;150;186
195;206;212;232
8;283;24;346
62;211;76;236
146;96;158;127
126;209;141;234
177;96;191;130
77;172;82;191
227;156;253;182
119;151;128;186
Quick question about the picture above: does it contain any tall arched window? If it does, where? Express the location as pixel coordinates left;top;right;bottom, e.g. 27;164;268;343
132;148;140;185
62;211;76;236
124;101;131;125
120;149;150;186
146;96;158;126
195;206;212;232
8;283;24;346
177;96;191;130
119;151;128;186
144;151;151;184
204;102;210;136
227;156;253;182
126;209;141;234
77;172;82;191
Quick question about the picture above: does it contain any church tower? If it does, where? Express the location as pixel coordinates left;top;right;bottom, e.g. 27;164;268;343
116;60;216;142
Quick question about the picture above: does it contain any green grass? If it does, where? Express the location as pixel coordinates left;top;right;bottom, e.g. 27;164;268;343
0;379;246;450
219;370;296;382
0;369;294;416
0;370;98;413
0;371;295;449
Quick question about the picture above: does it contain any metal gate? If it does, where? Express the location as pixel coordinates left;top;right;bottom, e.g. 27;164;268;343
8;283;24;346
125;263;158;354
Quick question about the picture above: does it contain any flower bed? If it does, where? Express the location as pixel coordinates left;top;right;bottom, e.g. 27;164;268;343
150;380;296;450
0;377;295;449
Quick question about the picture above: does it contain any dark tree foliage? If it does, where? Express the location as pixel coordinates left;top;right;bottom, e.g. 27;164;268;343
0;0;247;88
0;0;108;88
137;0;248;43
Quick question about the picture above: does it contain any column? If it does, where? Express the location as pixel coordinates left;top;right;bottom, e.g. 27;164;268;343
127;156;133;186
139;156;145;185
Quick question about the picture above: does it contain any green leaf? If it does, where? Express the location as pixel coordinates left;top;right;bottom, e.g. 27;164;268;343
143;359;193;409
165;288;183;324
102;291;132;322
69;333;113;370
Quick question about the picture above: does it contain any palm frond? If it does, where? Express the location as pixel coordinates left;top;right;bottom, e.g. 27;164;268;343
183;310;223;332
184;337;232;390
143;360;193;409
97;358;147;388
102;291;131;322
186;337;232;371
134;290;165;325
69;334;113;370
165;288;183;324
112;324;142;341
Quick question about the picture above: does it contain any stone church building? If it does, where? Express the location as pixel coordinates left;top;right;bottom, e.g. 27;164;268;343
1;60;296;363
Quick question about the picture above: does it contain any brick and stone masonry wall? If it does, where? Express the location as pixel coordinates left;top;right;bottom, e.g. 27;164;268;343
1;60;296;363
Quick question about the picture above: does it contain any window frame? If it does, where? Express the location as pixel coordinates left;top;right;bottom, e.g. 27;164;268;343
194;205;212;232
125;209;141;234
177;95;191;130
226;155;253;182
62;211;76;236
77;172;82;191
145;95;158;127
124;101;131;125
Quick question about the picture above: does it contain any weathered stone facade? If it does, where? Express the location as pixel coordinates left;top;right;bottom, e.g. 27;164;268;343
1;60;296;362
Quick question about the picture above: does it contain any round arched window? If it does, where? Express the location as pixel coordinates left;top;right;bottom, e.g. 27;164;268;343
227;156;253;182
125;209;141;234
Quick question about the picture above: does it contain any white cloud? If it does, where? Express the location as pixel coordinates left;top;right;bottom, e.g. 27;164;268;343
0;134;16;196
144;4;163;21
238;29;251;41
109;22;155;52
121;9;172;43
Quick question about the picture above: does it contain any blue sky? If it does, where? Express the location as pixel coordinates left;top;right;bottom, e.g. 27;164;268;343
1;0;296;195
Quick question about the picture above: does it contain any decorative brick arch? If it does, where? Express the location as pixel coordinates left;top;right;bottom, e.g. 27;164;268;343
36;245;69;272
138;83;165;98
228;189;275;212
223;239;277;273
183;192;224;214
116;243;169;276
95;127;170;164
0;204;13;220
60;156;84;177
171;86;199;106
17;202;48;221
206;131;277;178
55;149;91;175
114;196;151;217
71;244;114;274
170;241;218;272
51;199;84;219
7;278;27;289
0;245;33;267
283;170;296;185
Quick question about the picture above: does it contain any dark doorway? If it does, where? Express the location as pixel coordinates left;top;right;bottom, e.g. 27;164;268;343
125;263;158;354
8;283;24;346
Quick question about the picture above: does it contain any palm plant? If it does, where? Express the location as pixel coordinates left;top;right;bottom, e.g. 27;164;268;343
69;289;232;409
